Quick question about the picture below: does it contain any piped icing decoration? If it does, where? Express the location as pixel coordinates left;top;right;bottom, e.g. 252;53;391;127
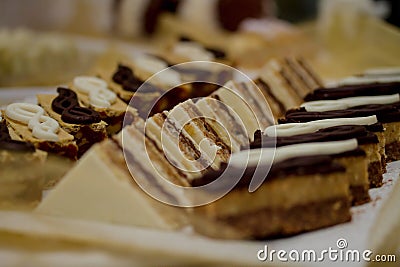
112;64;159;93
265;115;378;137
132;55;182;87
230;139;358;168
73;76;117;108
301;94;400;112
363;67;400;77
6;103;60;142
51;87;101;124
0;120;35;152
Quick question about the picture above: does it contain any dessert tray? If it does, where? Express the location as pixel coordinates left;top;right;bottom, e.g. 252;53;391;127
0;87;399;267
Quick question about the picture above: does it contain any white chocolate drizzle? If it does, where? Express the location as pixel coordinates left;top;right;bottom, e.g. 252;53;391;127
6;103;60;142
173;42;214;62
230;139;358;168
301;94;400;112
265;115;378;137
73;76;117;108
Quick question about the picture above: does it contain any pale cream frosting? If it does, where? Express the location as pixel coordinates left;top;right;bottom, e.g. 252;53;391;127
265;115;378;137
230;139;358;168
301;94;400;112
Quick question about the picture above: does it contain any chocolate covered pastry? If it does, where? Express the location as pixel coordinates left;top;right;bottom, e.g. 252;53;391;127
192;140;356;239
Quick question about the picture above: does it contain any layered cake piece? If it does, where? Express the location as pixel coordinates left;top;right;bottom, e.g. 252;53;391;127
281;94;400;162
3;103;78;160
222;81;275;130
257;57;323;117
262;115;384;189
146;112;208;179
191;140;356;239
37;88;108;157
36;123;189;229
251;124;374;203
0;119;47;206
166;99;231;170
70;76;138;135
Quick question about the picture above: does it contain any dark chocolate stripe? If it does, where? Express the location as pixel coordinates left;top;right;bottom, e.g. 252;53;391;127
0;120;35;152
280;104;400;124
250;125;378;149
305;82;400;101
255;79;286;115
112;138;179;204
297;59;324;87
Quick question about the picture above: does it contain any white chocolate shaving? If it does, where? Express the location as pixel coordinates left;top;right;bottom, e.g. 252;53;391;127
6;103;59;142
265;115;378;137
230;139;358;168
74;76;117;108
301;94;400;112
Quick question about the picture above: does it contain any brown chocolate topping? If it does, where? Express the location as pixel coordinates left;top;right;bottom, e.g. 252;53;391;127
304;82;400;101
250;125;377;149
52;87;101;125
0;121;35;152
255;79;286;115
112;64;160;93
280;104;400;124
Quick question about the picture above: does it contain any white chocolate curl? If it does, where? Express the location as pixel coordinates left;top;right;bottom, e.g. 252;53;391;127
74;76;117;108
301;94;400;112
265;115;378;137
6;103;60;142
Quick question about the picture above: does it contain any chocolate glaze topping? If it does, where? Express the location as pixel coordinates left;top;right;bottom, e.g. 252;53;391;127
250;125;378;150
280;104;400;124
0;121;35;152
112;64;159;93
305;82;400;101
52;87;101;125
193;155;345;190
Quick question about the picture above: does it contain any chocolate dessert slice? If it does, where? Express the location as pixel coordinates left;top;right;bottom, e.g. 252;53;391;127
282;94;400;162
37;88;107;157
70;76;138;135
3;103;78;160
191;140;356;239
258;58;323;113
250;126;373;203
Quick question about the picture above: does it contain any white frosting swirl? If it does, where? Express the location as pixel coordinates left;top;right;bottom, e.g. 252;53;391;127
6;103;59;142
265;115;378;137
301;94;400;112
230;139;358;168
73;76;117;108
